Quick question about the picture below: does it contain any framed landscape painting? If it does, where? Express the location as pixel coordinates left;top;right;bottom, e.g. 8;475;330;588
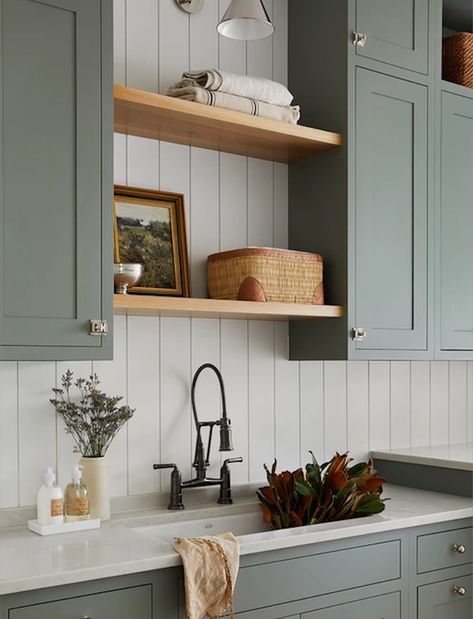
114;185;190;296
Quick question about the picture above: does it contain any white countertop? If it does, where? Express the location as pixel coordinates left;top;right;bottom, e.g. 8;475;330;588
0;484;471;596
372;443;473;471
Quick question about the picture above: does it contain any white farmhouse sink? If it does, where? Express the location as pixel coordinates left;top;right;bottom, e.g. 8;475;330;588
128;510;270;544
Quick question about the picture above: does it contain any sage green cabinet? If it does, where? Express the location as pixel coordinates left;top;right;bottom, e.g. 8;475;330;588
302;592;401;619
354;69;428;353
438;92;473;354
0;0;113;361
418;575;473;619
354;0;429;74
9;585;152;619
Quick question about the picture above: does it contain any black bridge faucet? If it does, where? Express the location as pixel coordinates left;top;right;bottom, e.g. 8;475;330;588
153;363;243;510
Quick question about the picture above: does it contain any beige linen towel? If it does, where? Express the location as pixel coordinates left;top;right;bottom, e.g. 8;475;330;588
173;532;240;619
166;83;300;124
181;68;294;106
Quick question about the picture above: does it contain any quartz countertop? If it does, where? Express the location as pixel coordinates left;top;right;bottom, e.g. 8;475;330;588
372;443;473;471
0;484;471;596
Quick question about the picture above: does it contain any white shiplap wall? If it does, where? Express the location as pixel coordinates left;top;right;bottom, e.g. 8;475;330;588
0;0;472;508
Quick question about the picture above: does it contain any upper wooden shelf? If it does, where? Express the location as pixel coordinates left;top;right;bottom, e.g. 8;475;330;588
114;85;342;163
114;295;343;321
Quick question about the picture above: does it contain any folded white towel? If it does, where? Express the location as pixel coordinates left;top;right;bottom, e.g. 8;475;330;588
181;68;294;107
167;83;300;124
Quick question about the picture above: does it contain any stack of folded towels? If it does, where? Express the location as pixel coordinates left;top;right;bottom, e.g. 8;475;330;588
167;68;300;124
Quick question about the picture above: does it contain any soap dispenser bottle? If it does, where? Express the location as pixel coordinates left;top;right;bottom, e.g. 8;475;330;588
37;467;64;525
64;464;89;522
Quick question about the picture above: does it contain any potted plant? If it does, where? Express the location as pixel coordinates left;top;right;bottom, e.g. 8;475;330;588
51;370;134;520
257;452;386;529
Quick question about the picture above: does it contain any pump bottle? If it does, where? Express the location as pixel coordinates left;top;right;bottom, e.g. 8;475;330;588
64;464;90;522
37;467;64;525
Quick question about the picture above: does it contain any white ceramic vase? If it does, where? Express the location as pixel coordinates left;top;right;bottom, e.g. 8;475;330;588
80;456;110;521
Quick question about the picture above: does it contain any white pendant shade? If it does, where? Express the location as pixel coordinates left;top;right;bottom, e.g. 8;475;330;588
217;0;274;40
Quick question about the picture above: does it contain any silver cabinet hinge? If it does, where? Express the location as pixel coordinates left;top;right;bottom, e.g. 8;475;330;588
353;32;367;48
352;327;367;342
89;320;108;336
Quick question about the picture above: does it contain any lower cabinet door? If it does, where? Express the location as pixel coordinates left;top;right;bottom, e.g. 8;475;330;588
418;575;472;619
9;585;152;619
302;592;400;619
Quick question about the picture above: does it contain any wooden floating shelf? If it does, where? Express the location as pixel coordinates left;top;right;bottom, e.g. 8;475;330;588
114;85;342;163
114;295;343;321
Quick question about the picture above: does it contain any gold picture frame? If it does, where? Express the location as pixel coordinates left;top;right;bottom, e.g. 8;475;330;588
114;185;190;297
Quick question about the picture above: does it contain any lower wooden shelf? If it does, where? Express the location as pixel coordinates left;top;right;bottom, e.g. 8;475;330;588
114;295;343;321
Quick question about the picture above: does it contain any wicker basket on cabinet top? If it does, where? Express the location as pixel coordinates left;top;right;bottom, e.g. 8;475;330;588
207;247;324;304
443;32;473;88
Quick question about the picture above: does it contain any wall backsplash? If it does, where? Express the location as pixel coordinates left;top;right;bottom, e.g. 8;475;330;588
0;0;471;509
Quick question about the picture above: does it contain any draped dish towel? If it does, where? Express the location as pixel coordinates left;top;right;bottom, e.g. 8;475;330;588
179;69;294;106
173;533;240;619
167;82;300;124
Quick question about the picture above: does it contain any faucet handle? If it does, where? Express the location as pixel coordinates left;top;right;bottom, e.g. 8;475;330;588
218;457;243;505
153;463;185;511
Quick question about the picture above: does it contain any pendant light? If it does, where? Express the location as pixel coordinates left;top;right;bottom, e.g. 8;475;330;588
217;0;274;40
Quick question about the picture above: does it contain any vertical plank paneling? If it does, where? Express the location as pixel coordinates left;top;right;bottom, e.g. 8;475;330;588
127;316;160;495
430;361;449;445
273;0;288;87
113;0;126;84
390;362;411;449
248;321;274;481
247;159;274;247
449;361;468;444
274;323;300;470
159;318;192;489
55;361;92;489
93;316;128;497
159;142;191;243
0;363;18;507
127;137;160;189
273;163;288;248
468;362;473;444
158;0;189;93
190;0;219;69
220;153;247;250
218;0;246;74
323;362;347;460
18;363;56;506
114;134;127;186
347;361;369;460
190;148;220;297
247;0;274;80
220;320;249;484
368;361;390;451
126;0;159;92
411;362;431;447
299;361;324;463
191;319;221;478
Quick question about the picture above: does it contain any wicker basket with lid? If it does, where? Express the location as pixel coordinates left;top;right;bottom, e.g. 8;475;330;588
207;247;324;305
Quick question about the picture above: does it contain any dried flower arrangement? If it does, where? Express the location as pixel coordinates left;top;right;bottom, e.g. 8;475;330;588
257;452;386;530
50;370;134;458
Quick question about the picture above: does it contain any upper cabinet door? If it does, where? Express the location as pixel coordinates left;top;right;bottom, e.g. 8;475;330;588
355;0;429;74
354;69;428;353
439;93;473;353
0;0;113;360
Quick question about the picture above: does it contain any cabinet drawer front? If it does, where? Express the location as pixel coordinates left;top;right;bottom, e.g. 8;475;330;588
302;591;400;619
417;527;473;573
9;585;152;619
418;575;472;619
234;540;400;613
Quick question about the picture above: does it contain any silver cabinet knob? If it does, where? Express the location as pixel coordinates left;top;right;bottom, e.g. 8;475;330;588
453;585;467;596
452;543;466;554
352;327;367;342
353;32;367;47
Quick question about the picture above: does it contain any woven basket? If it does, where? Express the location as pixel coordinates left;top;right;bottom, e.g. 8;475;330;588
443;32;473;88
207;247;324;305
